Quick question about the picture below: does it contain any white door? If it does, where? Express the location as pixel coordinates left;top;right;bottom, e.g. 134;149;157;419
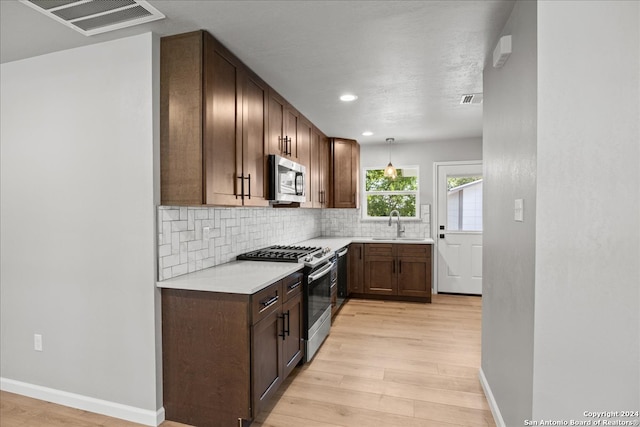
435;162;483;295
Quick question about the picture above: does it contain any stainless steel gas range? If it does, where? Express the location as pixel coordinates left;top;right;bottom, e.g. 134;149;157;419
237;245;335;362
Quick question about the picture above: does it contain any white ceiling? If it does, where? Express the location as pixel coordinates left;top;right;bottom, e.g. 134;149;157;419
0;0;515;145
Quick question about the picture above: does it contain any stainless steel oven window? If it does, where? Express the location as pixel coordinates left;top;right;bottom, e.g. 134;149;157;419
307;261;332;327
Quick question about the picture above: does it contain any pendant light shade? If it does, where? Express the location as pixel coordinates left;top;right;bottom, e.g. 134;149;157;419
384;138;397;179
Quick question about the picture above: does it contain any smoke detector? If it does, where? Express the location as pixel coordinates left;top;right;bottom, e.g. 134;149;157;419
19;0;165;36
460;93;483;105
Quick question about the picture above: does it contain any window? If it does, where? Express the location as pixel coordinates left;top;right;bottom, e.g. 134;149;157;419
363;167;419;219
447;176;482;231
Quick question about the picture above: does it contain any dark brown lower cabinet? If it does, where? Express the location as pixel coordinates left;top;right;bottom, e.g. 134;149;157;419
355;243;432;303
364;244;397;296
251;307;283;416
162;271;304;427
397;246;432;299
282;289;304;378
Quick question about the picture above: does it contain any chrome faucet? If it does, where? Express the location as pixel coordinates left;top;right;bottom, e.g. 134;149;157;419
388;210;405;238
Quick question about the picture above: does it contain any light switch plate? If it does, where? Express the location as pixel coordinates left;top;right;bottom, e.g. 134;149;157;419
34;334;43;351
514;199;524;222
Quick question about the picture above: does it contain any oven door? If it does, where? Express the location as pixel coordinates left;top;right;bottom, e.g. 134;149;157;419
306;260;333;329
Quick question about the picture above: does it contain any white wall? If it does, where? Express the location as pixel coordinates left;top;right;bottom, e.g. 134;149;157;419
0;33;161;423
481;1;538;424
534;0;639;418
158;206;322;280
482;1;640;424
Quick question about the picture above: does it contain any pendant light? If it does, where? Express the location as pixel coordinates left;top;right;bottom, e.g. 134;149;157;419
383;138;397;179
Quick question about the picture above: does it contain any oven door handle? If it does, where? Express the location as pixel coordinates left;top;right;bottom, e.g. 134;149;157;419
308;262;334;283
337;248;348;258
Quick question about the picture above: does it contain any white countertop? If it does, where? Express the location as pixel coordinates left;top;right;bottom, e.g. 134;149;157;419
298;236;434;248
296;237;354;251
157;236;433;294
157;260;303;294
352;237;435;244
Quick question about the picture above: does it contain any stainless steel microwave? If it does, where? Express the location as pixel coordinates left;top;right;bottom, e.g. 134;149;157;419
268;154;306;203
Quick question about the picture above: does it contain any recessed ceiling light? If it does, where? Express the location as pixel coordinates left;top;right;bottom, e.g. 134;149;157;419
339;94;358;102
362;131;373;136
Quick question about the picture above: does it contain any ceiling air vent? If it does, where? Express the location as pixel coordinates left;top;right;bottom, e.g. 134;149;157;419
460;93;483;105
20;0;165;36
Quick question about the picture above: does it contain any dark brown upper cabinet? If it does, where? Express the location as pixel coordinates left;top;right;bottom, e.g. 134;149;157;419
310;127;331;208
296;116;312;208
161;30;357;210
267;89;300;162
330;138;360;208
161;30;268;206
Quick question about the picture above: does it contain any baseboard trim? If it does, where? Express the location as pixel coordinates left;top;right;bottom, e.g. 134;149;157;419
478;367;505;427
0;377;165;426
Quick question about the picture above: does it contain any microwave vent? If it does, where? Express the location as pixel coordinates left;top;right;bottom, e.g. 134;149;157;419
19;0;165;36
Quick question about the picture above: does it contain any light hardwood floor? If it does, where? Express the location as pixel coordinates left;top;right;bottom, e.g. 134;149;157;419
0;294;494;427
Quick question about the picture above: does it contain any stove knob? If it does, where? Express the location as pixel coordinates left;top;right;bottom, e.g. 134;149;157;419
304;256;312;262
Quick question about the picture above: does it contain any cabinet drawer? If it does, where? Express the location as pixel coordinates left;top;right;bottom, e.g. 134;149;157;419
397;244;431;258
282;271;303;302
252;281;283;325
364;243;394;257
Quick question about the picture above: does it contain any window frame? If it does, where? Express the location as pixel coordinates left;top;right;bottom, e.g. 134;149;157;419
362;165;421;221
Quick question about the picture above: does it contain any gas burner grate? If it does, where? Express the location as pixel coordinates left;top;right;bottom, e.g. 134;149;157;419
237;245;322;263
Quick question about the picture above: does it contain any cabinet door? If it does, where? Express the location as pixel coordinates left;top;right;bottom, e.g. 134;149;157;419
268;90;285;158
397;257;431;299
348;243;364;294
240;70;269;206
251;308;283;417
267;90;298;161
310;129;321;208
331;138;360;208
364;244;397;295
397;245;432;300
311;129;330;208
320;134;331;207
281;293;304;378
297;117;312;207
364;256;397;295
284;107;298;160
203;34;243;206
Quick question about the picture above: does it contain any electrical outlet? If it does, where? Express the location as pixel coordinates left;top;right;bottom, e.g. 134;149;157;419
34;334;43;351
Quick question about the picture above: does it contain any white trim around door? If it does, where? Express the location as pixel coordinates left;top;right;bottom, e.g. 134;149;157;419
431;160;482;294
